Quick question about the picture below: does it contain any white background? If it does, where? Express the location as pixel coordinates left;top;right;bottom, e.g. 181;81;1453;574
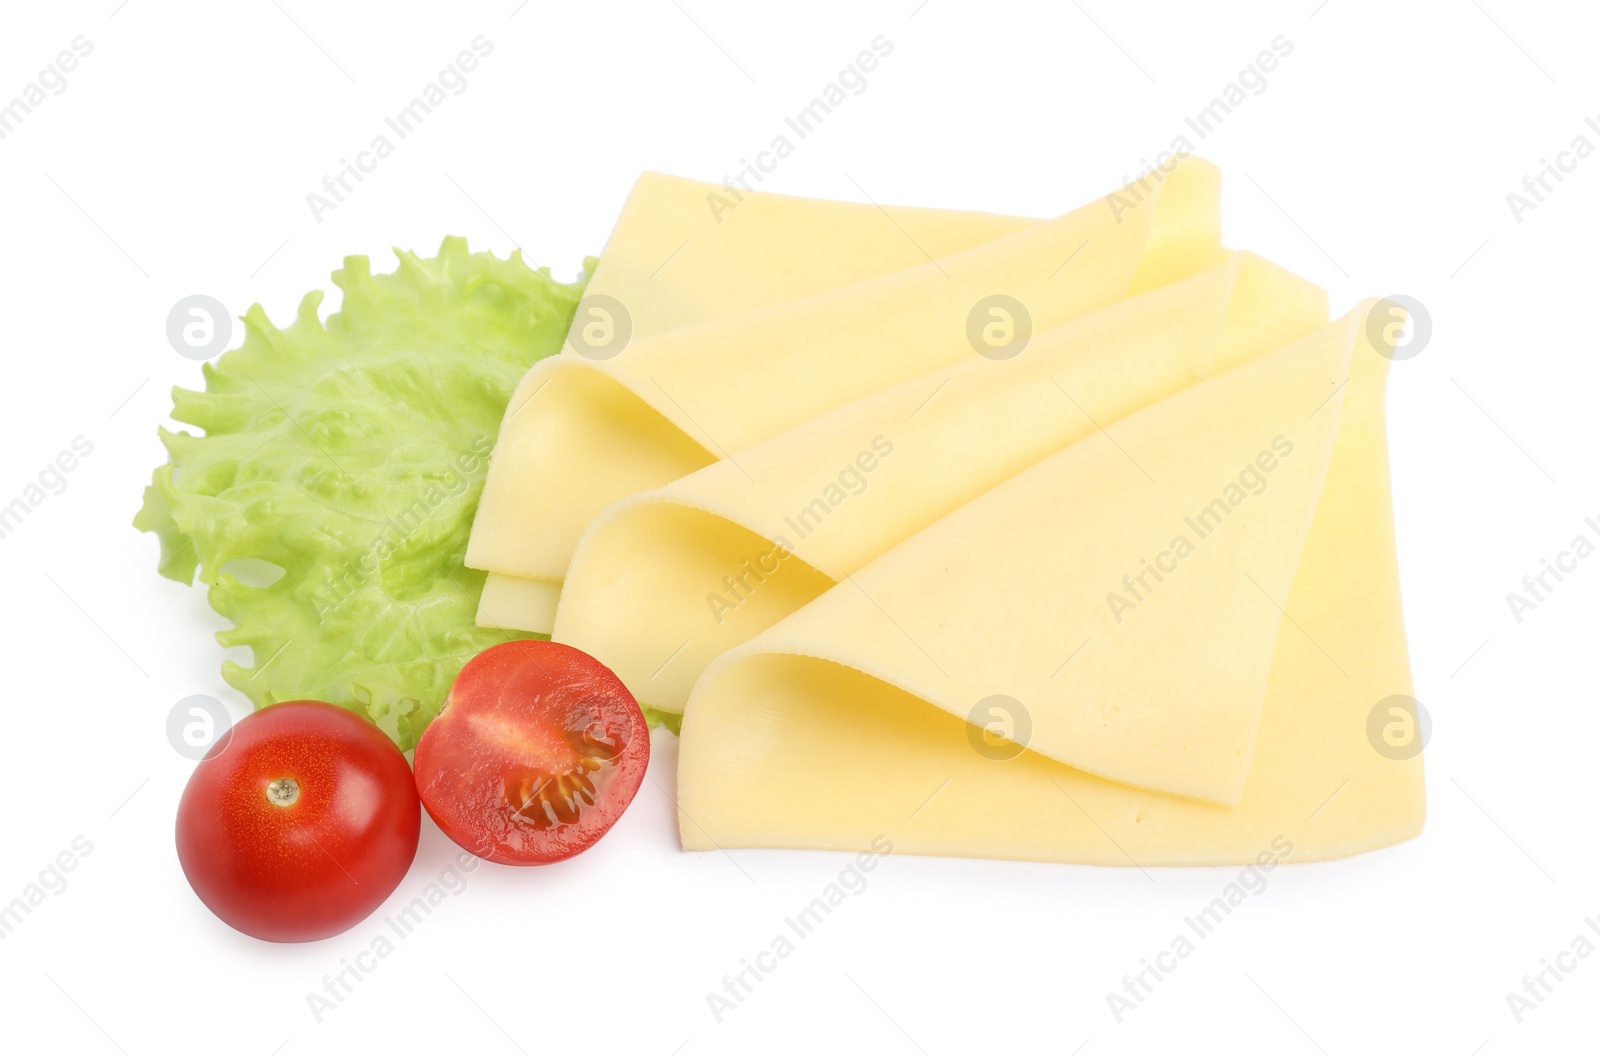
1;1;1596;1052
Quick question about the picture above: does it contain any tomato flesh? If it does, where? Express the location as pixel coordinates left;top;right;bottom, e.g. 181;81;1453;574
414;640;650;864
175;701;420;942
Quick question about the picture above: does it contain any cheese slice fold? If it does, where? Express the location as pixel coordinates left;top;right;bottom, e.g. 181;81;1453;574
553;252;1330;715
468;161;1225;632
474;174;1036;629
676;303;1424;862
567;171;1041;335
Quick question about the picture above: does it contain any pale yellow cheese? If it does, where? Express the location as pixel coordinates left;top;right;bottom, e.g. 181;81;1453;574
473;173;1037;630
676;304;1425;862
475;572;560;638
552;252;1329;716
576;171;1040;335
468;161;1226;632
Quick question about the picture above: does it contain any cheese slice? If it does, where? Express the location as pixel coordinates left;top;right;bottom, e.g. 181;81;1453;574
572;171;1042;335
676;303;1424;862
473;173;1037;630
468;160;1226;633
552;252;1329;715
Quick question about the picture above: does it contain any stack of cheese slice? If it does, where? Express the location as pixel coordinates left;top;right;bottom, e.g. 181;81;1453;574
466;159;1425;865
466;161;1223;631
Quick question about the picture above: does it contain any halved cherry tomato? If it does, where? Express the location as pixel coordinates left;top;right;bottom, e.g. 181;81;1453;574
175;701;420;942
413;640;650;864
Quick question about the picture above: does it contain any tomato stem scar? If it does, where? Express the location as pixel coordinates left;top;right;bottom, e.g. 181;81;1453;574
266;777;301;807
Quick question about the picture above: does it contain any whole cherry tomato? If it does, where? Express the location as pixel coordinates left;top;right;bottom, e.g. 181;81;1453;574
176;701;420;942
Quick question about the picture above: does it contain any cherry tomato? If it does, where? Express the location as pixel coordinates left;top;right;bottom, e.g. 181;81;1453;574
175;701;420;943
414;640;650;865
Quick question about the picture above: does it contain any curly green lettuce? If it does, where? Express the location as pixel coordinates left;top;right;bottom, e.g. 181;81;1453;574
136;237;590;749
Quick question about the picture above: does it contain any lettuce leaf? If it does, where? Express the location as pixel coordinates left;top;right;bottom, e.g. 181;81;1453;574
135;238;590;749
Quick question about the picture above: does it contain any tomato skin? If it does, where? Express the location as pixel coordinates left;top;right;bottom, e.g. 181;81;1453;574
414;640;650;865
175;701;420;943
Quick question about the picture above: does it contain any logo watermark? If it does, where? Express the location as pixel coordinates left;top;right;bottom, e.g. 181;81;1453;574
166;694;235;760
1105;436;1295;624
0;835;93;941
566;294;632;360
306;847;487;1022
777;436;895;543
707;36;895;222
705;835;893;1023
1365;694;1430;760
309;435;491;619
0;436;94;543
1109;35;1294;221
1365;295;1430;361
1506;916;1600;1023
707;539;795;625
167;295;232;361
705;438;894;622
307;36;495;222
0;36;94;142
1106;835;1293;1023
1505;513;1599;624
1506;115;1600;224
966;295;1032;360
966;695;1031;760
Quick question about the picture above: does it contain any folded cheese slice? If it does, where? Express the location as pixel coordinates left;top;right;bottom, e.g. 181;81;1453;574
553;252;1329;714
569;171;1039;336
475;173;1035;632
467;161;1226;633
677;303;1425;862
